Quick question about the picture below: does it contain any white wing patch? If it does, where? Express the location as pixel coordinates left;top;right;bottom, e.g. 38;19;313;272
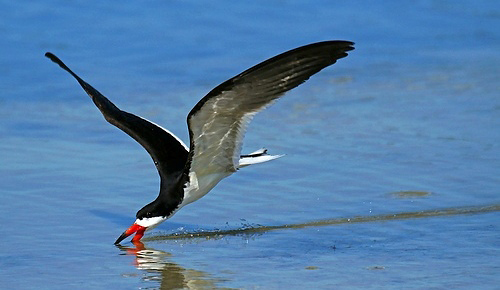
179;171;231;208
183;171;199;193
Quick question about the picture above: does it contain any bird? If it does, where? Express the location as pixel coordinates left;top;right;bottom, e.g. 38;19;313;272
45;40;354;244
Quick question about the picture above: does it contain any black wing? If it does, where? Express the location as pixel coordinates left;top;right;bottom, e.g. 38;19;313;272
45;53;189;183
185;41;354;180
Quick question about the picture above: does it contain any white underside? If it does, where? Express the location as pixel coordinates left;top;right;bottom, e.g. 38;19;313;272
179;171;230;208
179;149;283;208
135;148;283;230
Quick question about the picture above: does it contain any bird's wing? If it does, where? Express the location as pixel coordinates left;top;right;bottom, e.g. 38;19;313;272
185;41;354;180
45;53;189;182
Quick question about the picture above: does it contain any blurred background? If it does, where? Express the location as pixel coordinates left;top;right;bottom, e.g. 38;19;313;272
1;1;498;289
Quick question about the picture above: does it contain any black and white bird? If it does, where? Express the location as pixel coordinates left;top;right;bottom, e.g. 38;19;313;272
45;41;354;244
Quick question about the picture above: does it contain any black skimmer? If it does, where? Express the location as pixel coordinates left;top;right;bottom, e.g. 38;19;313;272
45;41;354;244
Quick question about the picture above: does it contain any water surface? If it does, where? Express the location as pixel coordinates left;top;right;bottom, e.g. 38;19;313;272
1;1;499;289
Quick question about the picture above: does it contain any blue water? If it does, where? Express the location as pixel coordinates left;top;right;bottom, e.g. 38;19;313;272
1;1;499;289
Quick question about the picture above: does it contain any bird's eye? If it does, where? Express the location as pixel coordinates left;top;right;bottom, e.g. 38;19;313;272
146;212;152;218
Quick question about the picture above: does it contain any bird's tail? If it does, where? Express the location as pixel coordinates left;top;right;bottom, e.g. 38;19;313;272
238;148;284;168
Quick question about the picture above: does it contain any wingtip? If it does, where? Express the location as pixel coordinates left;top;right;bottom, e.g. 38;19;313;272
44;52;86;85
346;41;355;51
45;52;59;63
316;40;355;50
331;40;355;60
326;40;355;54
44;51;69;71
335;40;355;53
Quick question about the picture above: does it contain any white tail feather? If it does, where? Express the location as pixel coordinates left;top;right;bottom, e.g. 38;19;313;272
238;149;284;168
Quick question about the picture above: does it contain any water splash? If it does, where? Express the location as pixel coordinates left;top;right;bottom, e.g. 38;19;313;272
144;203;500;241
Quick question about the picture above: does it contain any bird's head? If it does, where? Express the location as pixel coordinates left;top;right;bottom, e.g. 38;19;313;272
114;203;167;245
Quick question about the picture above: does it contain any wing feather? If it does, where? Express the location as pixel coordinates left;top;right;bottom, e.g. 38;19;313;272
45;53;189;182
185;41;354;181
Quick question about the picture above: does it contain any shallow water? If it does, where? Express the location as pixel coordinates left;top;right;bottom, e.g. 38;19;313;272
1;1;499;289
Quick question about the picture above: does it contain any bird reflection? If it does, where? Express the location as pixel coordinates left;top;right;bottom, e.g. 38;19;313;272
115;204;500;288
117;241;226;289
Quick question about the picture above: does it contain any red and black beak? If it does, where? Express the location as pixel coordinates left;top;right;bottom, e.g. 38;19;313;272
114;223;147;245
